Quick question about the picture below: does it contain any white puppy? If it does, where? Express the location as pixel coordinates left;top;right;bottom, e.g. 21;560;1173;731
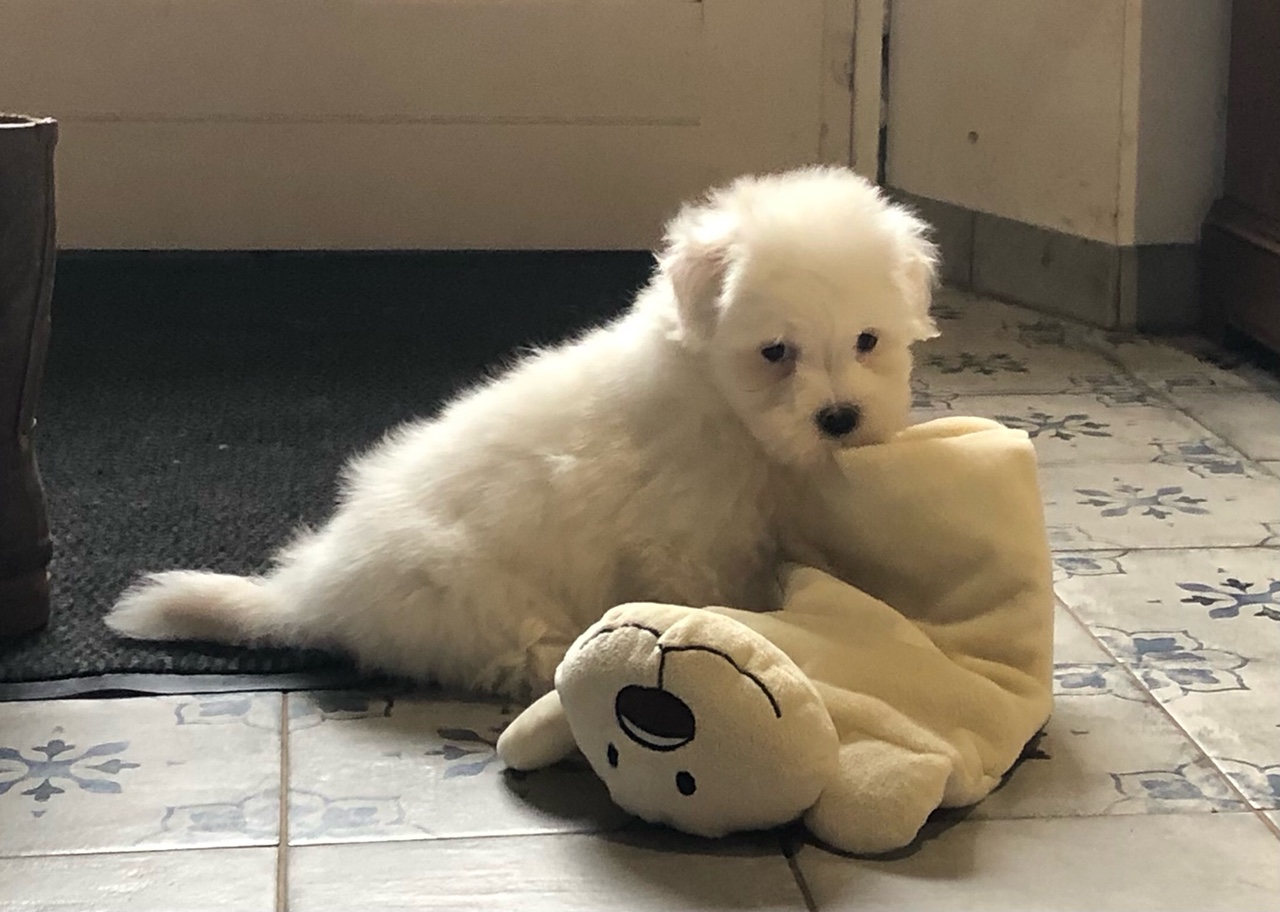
106;167;938;698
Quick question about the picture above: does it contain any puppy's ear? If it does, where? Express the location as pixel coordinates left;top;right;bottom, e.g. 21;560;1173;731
891;207;941;342
657;203;737;347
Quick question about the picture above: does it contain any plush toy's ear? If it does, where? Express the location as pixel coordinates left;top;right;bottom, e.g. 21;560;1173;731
803;739;951;855
656;202;737;348
495;691;577;771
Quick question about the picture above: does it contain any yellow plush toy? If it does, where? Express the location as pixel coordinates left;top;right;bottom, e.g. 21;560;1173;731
496;418;1055;854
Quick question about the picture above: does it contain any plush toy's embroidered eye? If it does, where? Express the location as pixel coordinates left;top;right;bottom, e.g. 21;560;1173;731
760;342;790;363
607;743;619;768
676;770;696;796
856;332;878;354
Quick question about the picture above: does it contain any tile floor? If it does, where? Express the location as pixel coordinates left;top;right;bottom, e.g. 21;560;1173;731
2;288;1279;911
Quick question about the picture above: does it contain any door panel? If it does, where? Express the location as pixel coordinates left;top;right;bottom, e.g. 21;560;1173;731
3;0;860;248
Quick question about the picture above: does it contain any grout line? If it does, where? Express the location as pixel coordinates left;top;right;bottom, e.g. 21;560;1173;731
277;691;290;912
287;823;631;852
1080;544;1280;554
0;827;634;865
0;843;276;863
1052;544;1278;560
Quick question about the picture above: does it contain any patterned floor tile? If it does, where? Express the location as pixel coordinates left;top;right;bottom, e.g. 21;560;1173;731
1053;551;1130;585
1052;549;1280;658
972;661;1241;819
288;829;805;911
911;393;1224;465
286;690;629;845
912;294;1135;398
1095;336;1265;394
1041;461;1280;550
924;288;1100;352
0;846;276;911
913;343;1131;397
1162;391;1280;461
1053;548;1280;809
0;693;281;857
792;814;1280;911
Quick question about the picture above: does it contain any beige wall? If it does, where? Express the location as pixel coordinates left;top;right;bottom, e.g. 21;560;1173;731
0;0;855;250
886;0;1230;247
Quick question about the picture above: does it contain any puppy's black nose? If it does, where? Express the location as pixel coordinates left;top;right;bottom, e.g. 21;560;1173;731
815;404;860;438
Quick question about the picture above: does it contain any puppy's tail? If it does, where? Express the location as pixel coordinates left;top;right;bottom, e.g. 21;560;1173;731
106;570;296;646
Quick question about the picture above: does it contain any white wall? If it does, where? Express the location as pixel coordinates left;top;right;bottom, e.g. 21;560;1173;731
886;0;1230;248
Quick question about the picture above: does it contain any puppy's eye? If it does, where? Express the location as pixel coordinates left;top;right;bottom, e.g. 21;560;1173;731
760;342;790;363
856;332;878;354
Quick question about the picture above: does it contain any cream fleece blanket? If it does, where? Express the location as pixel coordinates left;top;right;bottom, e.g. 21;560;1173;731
499;417;1055;853
764;415;1055;849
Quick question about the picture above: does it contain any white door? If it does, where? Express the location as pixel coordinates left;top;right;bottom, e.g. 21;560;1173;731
3;0;880;249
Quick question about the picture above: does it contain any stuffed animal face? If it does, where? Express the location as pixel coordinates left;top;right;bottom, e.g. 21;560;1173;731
555;603;839;837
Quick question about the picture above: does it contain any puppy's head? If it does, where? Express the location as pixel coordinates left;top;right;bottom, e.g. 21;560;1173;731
657;167;938;465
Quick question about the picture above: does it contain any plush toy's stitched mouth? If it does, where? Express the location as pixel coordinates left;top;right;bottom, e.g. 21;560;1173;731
615;684;695;752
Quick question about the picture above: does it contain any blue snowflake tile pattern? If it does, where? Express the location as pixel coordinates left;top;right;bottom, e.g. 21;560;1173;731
997;410;1112;441
922;351;1030;376
1043;464;1280;549
1067;374;1163;407
153;788;280;844
1178;576;1280;621
0;694;283;857
1152;440;1256;479
1053;662;1131;698
425;725;506;779
0;739;140;806
1053;551;1127;581
1090;627;1250;702
1216;759;1280;809
174;695;283;731
1109;761;1243;812
910;378;958;412
1046;524;1111;551
1075;484;1209;520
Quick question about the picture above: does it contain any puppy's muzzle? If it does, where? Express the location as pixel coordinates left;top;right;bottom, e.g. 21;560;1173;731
815;403;860;439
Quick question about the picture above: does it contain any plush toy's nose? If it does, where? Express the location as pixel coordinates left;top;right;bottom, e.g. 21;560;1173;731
615;685;695;752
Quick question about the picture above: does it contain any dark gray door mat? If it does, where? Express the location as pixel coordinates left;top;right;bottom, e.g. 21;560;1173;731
0;251;649;700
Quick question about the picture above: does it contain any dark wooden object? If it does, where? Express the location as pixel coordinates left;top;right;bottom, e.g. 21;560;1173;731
1202;0;1280;354
0;114;57;637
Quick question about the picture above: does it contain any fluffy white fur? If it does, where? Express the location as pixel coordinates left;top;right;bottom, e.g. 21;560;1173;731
106;167;938;699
